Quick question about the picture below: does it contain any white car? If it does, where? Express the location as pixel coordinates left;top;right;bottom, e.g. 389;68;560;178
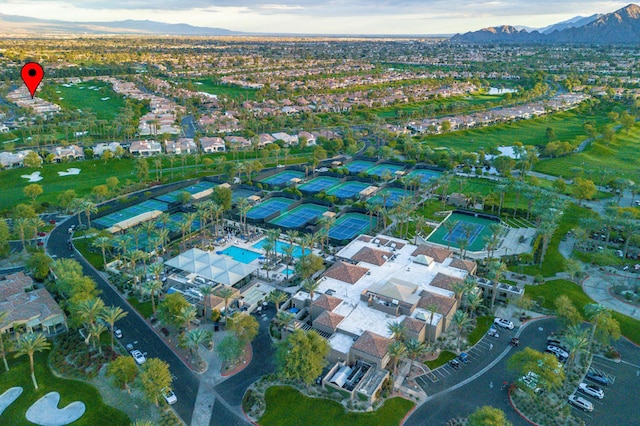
546;345;569;360
579;382;604;399
494;318;514;329
131;350;146;365
114;328;123;339
568;394;594;412
161;387;177;405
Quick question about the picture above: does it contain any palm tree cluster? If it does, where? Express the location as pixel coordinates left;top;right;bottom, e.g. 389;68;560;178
385;321;429;377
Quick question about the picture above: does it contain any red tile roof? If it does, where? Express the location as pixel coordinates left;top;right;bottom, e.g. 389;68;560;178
412;245;452;263
323;261;369;284
418;290;457;315
449;258;477;274
351;331;391;358
430;272;463;292
403;317;426;333
314;310;344;330
313;294;343;311
351;247;392;266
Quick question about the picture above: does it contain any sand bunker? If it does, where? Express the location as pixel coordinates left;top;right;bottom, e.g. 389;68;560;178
0;387;23;416
57;168;81;176
21;172;43;182
25;392;85;426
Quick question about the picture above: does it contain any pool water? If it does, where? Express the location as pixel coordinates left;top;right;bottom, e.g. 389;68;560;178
252;240;310;258
220;246;262;264
282;268;296;276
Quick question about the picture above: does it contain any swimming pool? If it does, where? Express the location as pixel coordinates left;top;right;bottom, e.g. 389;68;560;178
220;246;262;264
282;268;296;276
252;239;310;258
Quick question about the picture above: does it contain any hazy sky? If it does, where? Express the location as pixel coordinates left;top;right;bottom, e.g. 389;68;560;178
1;0;632;34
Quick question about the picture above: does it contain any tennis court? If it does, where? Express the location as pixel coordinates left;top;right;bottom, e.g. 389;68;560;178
246;197;295;220
259;170;305;186
269;204;328;229
162;212;201;233
326;181;372;199
298;176;341;194
343;160;376;174
232;187;259;202
155;181;217;203
367;188;412;207
427;212;497;252
366;164;404;178
328;213;376;241
406;169;442;184
94;199;169;229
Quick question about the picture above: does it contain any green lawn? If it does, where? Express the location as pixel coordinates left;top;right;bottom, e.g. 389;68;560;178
419;108;609;153
468;316;494;345
128;297;153;319
0;350;129;426
192;78;257;100
521;203;598;277
525;279;640;345
40;80;127;121
534;123;640;183
425;350;456;369
372;93;503;119
73;237;103;269
258;386;414;426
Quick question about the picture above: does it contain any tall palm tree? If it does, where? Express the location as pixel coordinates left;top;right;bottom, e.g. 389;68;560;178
302;279;320;304
425;303;439;342
156;228;169;254
15;333;50;389
68;198;85;226
211;203;224;238
268;290;288;312
405;339;427;366
465;291;483;318
82;199;98;228
26;217;45;248
266;228;280;263
274;311;295;332
442;220;459;251
76;297;105;328
88;322;107;353
92;236;113;269
177;306;198;331
388;340;406;377
13;217;30;252
129;226;143;251
452;311;471;350
387;320;407;343
144;280;164;315
99;305;128;350
0;311;10;371
488;260;507;310
215;286;235;323
237;198;251;235
584;303;612;354
199;285;215;321
563;324;589;388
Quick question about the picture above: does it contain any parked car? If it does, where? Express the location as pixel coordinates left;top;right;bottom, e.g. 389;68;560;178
487;327;500;338
568;394;594;412
114;328;123;339
546;345;569;361
131;350;146;365
494;318;514;329
125;343;134;353
161;387;177;405
579;382;604;399
586;370;611;386
448;359;460;369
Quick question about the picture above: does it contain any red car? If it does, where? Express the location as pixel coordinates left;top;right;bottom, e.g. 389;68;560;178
37;231;46;237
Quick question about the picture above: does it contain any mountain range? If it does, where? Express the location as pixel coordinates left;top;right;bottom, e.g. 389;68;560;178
0;13;236;36
452;3;640;44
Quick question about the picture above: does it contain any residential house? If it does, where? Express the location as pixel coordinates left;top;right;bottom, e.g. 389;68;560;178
93;142;122;157
271;132;299;146
130;140;163;157
200;137;226;153
166;138;197;155
298;131;316;146
224;136;251;150
47;144;85;162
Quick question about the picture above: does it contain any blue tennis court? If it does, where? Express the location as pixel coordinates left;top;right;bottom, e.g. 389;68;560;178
329;213;375;240
246;197;295;220
326;181;372;199
366;163;404;178
367;188;412;207
269;204;328;228
94;199;169;228
427;212;497;251
155;181;217;203
442;221;484;246
406;169;442;184
259;170;305;186
343;160;376;174
298;176;341;194
161;212;201;233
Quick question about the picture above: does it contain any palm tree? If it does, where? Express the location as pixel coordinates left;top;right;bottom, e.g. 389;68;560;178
26;217;45;248
452;311;471;350
236;198;251;235
13;217;30;252
99;305;128;350
88;322;107;353
268;290;288;312
0;311;10;371
215;286;235;323
273;311;295;332
82;199;98;228
15;333;50;389
199;285;215;321
388;340;406;377
563;324;589;387
387;320;407;343
302;279;320;304
177;306;197;331
405;339;427;366
465;291;483;318
144;280;164;314
442;220;459;251
92;236;113;269
76;297;105;328
156;228;169;254
488;260;507;310
68;198;85;226
182;328;211;361
129;226;143;251
211;203;224;238
584;303;611;354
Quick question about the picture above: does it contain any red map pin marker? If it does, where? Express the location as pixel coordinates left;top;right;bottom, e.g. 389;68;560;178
21;62;44;98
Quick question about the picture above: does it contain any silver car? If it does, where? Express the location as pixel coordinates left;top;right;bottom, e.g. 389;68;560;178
569;394;594;412
579;382;604;399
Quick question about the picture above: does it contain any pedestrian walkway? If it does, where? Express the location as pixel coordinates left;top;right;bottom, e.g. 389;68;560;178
582;271;640;321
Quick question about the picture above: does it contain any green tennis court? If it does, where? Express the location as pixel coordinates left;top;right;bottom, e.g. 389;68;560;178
298;176;341;194
155;181;217;203
269;204;328;229
427;212;498;252
343;160;376;174
406;169;442;184
367;187;412;207
94;199;169;228
366;163;404;178
259;170;305;186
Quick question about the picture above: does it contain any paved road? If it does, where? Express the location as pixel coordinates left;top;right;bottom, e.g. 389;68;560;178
182;115;197;139
46;215;200;424
405;317;562;426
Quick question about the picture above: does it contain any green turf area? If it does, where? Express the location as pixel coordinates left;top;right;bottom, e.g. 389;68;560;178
425;350;457;369
468;316;494;345
127;297;153;319
41;80;127;121
524;279;640;345
521;203;597;277
534;123;640;183
0;350;130;426
259;386;414;426
427;212;497;251
191;79;257;100
419;108;608;153
73;237;103;269
372;93;503;119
